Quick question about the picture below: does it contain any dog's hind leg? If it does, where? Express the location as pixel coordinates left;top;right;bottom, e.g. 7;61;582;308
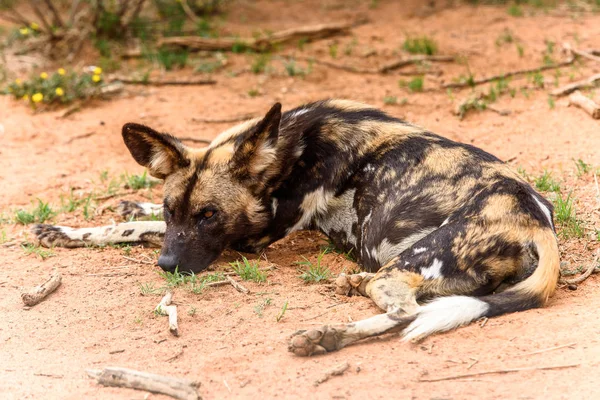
334;272;375;297
32;221;165;248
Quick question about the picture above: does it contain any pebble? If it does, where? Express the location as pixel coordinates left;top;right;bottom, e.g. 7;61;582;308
567;284;578;291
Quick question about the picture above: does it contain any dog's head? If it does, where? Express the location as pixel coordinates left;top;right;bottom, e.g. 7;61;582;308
122;103;290;273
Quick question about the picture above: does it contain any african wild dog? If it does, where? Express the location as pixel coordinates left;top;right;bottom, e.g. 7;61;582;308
34;99;559;356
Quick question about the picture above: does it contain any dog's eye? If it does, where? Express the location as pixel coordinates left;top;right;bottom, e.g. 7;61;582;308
200;209;216;220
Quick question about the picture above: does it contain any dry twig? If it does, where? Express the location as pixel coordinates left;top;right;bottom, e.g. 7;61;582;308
226;276;249;294
190;113;256;124
111;76;216;86
158;20;365;52
21;272;62;307
292;54;453;74
567;90;600;119
419;363;579;382
156;291;179;336
559;252;600;285
86;367;200;400
314;362;350;386
551;73;600;97
515;342;577;358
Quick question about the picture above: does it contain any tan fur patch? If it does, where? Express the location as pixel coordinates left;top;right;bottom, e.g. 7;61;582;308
208;118;261;149
325;99;376;111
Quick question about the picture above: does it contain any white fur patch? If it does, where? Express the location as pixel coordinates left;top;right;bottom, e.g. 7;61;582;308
532;195;553;228
317;189;358;245
371;228;436;266
403;296;489;341
271;198;278;215
440;217;451;227
421;258;443;279
137;202;164;216
413;247;427;254
44;221;166;245
287;187;334;234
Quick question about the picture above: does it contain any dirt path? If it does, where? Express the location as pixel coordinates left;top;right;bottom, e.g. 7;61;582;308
1;1;599;399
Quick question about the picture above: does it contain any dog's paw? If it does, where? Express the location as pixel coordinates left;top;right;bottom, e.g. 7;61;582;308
116;201;147;219
334;272;373;296
288;325;346;357
32;224;86;248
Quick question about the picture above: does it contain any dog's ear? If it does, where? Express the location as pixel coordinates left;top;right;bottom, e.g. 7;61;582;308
230;103;282;186
122;123;190;179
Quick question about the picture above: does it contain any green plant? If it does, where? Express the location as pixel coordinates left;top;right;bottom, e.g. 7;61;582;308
254;297;272;317
507;4;524;16
251;53;271;74
383;96;398;105
531;71;545;88
15;199;56;225
123;170;159;190
159;266;191;287
21;243;55;260
283;58;309;77
188;306;197;316
60;189;86;213
495;28;514;46
139;282;165;296
534;171;561;192
328;43;339;58
403;36;437;55
276;300;289;322
547;95;555;109
4;68;104;108
407;76;424;92
553;193;584;238
320;239;356;262
153;47;189;71
247;88;259;97
516;43;525;57
574;159;591;176
230;256;267;282
296;251;332;283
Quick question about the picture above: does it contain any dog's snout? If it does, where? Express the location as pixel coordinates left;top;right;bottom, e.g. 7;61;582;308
158;254;179;272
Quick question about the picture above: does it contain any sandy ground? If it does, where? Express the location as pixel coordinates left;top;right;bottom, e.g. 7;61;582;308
1;1;600;399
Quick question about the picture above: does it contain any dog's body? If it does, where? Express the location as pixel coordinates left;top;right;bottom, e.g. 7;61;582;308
35;100;559;355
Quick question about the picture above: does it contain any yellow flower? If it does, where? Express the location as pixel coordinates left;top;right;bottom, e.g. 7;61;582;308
32;93;43;103
58;68;66;76
55;87;64;96
30;22;39;30
40;72;48;79
15;79;22;85
92;74;102;83
23;94;29;102
19;27;29;35
93;67;103;75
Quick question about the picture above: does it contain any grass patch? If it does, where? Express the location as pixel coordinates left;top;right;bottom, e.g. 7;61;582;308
403;36;437;55
507;4;524;16
139;282;165;296
399;76;424;92
534;171;561;193
251;53;271;74
383;95;398;105
230;256;267;283
574;158;591;176
21;243;55;260
276;300;289;322
123;170;159;190
320;239;356;262
283;58;311;77
254;297;272;317
553;193;584;238
296;251;332;283
15;199;56;225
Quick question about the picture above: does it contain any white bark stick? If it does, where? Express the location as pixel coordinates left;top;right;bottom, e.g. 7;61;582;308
568;91;600;119
21;272;62;306
156;291;179;336
86;367;200;400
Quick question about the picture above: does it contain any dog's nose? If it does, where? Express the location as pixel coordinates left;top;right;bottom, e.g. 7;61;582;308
158;254;179;272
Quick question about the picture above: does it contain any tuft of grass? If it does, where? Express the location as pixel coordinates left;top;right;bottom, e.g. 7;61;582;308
553;193;584;238
574;159;591;176
328;43;339;58
507;4;524;17
296;251;332;283
534;171;561;192
251;53;271;74
383;95;398;105
153;48;189;71
247;88;260;97
15;199;56;225
320;239;356;262
403;36;437;55
230;256;267;283
254;297;272;317
276;300;289;322
495;28;514;46
283;58;310;77
60;189;86;213
399;76;424;92
516;43;525;58
188;306;197;316
158;267;192;287
123;170;159;190
139;282;165;296
531;71;545;88
21;243;55;260
547;95;555;109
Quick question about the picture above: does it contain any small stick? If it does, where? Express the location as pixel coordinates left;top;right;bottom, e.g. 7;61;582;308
559;252;599;285
418;363;580;382
567;91;600;119
226;276;249;294
467;358;479;370
165;347;185;362
443;57;575;89
86;367;200;400
515;342;577;357
190;113;256;123
314;362;350;386
64;131;96;144
156;291;179;336
570;47;600;63
180;0;199;23
551;73;600;97
21;272;62;307
123;255;155;265
292;54;454;74
110;77;216;86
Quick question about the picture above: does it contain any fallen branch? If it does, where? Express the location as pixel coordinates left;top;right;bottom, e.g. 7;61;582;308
551;73;600;96
293;54;454;74
314;362;350;386
86;367;200;400
21;272;62;307
226;276;249;294
443;58;575;89
156;291;179;336
111;77;216;86
158;20;365;52
559;252;600;285
418;363;580;382
568;90;600;119
190;113;256;124
570;47;600;63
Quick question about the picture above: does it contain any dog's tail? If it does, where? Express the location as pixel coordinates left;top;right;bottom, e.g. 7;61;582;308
402;228;560;341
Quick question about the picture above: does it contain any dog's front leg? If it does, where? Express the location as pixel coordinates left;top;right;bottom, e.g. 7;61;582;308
32;221;165;248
